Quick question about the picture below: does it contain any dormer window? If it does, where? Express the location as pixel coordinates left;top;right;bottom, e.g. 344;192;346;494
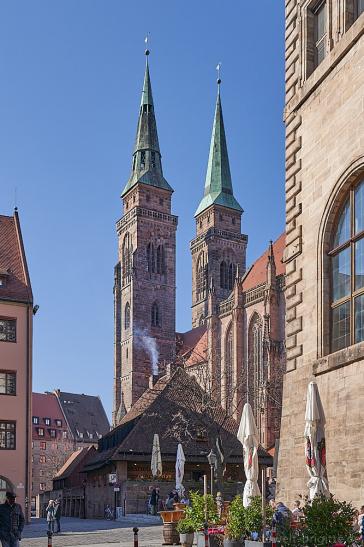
151;151;156;168
0;270;9;288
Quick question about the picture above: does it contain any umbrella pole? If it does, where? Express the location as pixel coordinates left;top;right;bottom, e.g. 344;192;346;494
261;467;266;536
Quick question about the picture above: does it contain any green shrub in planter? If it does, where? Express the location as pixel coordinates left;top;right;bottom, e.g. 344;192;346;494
244;497;273;538
224;495;246;546
177;515;194;534
188;491;219;532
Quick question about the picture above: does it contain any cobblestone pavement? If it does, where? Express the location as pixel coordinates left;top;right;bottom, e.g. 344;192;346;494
22;517;164;547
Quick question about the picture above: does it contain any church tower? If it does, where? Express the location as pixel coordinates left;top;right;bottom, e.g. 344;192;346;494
191;79;247;327
113;50;177;425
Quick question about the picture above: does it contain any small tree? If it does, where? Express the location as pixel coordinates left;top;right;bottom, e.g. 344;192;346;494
244;496;273;537
225;495;246;541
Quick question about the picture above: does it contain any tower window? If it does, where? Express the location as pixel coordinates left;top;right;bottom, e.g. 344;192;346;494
140;151;146;168
159;197;164;206
124;303;130;330
151;302;161;327
122;233;133;285
196;253;208;300
156;245;166;275
220;261;228;289
232;217;236;225
147;243;156;273
356;0;364;17
146;193;150;202
151;151;156;168
132;156;136;171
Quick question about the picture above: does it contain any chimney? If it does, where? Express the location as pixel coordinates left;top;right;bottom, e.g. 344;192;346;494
149;374;159;388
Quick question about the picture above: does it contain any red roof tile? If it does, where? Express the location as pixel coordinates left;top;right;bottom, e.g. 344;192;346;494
242;233;285;291
0;212;32;303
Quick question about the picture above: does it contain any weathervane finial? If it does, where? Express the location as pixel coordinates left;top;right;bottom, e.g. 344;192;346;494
216;62;222;86
145;35;150;57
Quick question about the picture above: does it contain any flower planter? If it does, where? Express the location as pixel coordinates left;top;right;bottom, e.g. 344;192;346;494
179;532;194;547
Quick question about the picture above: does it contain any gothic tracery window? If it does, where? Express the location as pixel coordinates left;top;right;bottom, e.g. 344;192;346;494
196;252;208;300
225;326;233;410
151;302;161;327
220;260;236;290
124;303;130;330
122;233;132;285
220;261;227;289
147;243;156;273
248;314;263;421
156;245;166;275
330;178;364;351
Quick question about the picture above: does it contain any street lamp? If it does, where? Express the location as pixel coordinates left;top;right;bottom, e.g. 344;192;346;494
207;450;217;497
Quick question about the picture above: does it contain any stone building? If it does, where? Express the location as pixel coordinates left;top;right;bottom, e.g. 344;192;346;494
277;1;364;504
0;209;33;519
113;51;286;450
31;390;109;516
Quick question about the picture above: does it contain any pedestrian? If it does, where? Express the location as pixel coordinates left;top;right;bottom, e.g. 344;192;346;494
46;500;56;534
149;488;159;515
54;499;61;534
271;500;292;533
291;500;303;521
0;491;25;547
358;506;364;541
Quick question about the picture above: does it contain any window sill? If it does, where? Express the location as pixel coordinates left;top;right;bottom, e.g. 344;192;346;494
313;340;364;375
286;15;364;115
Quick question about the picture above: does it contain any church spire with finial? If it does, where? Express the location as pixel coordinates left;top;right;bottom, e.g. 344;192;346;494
121;43;173;197
195;65;242;216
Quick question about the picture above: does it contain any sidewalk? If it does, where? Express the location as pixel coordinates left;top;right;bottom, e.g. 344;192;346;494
24;515;162;538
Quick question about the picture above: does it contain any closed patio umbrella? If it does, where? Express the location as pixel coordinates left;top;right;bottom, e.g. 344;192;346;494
151;433;162;478
237;402;260;507
175;443;185;494
304;381;329;500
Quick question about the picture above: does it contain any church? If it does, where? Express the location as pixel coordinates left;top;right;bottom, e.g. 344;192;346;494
112;50;286;451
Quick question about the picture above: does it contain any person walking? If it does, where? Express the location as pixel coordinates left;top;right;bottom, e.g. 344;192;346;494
46;500;56;534
54;499;61;534
0;492;25;547
149;488;159;516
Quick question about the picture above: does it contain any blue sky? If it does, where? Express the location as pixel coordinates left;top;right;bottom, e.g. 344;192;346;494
0;1;285;419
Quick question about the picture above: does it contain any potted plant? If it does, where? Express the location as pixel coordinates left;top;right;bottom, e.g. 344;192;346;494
283;494;357;547
188;491;220;547
224;495;246;547
244;496;273;547
177;510;195;547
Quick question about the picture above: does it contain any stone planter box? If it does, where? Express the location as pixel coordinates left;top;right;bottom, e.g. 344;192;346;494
179;532;194;547
223;540;244;547
245;541;272;547
196;532;222;547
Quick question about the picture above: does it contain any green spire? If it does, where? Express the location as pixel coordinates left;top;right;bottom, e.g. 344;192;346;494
195;83;242;216
121;52;173;197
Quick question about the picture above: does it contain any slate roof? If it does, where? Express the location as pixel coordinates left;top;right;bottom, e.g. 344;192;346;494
55;390;110;443
84;367;272;473
0;211;32;303
242;233;285;291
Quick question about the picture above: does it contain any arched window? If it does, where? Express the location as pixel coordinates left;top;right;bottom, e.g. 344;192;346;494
199;315;205;326
196;252;208;300
225;326;233;410
330;179;364;351
220;261;228;289
156;245;166;274
124;303;130;330
0;476;14;504
228;263;236;290
147;243;155;273
122;233;132;284
248;314;263;421
151;302;161;327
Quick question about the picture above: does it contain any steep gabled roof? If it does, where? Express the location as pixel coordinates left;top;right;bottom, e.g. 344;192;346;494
0;211;32;303
242;233;285;291
84;368;272;472
176;325;207;367
32;393;66;440
55;391;110;443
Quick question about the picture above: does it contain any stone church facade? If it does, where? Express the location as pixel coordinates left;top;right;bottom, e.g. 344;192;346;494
113;51;286;449
277;1;364;504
